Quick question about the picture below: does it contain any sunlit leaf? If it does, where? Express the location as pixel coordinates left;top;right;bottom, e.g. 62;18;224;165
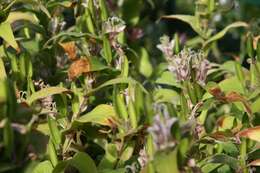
0;22;19;51
27;87;69;105
249;159;260;166
153;88;180;104
32;161;53;173
72;104;117;127
0;58;6;80
237;126;260;142
6;12;38;24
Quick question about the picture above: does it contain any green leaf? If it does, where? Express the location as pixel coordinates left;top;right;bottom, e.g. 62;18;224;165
0;163;17;172
139;47;153;78
99;169;125;173
72;104;117;127
122;0;142;25
153;88;180;104
203;22;248;48
44;32;99;48
221;142;239;157
88;77;148;95
70;152;98;173
0;22;19;51
207;154;239;170
99;0;108;21
153;149;179;173
47;1;73;8
98;144;118;169
47;140;58;167
19;52;33;80
3;119;14;157
117;142;135;167
47;116;61;146
27;87;69;105
162;15;207;38
53;152;98;173
102;35;112;64
201;163;222;173
32;161;53;173
219;77;244;94
252;97;260;113
0;58;7;80
155;71;182;88
6;11;38;24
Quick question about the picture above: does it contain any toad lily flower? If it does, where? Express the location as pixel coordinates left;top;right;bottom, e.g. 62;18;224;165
156;35;175;60
103;16;126;38
148;104;177;151
157;36;210;85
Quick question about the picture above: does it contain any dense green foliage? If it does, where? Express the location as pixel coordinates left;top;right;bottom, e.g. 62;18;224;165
0;0;260;173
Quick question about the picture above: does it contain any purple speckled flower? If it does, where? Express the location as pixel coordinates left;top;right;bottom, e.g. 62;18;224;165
148;104;177;151
157;37;211;85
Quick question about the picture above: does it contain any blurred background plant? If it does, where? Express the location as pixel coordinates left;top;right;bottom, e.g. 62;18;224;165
0;0;260;173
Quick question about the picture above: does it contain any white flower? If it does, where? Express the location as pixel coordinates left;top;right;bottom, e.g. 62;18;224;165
157;35;175;60
103;17;126;34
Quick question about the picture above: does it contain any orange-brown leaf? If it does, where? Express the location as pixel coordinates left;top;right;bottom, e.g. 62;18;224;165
225;92;252;115
68;58;91;80
209;87;226;100
59;41;77;61
237;126;260;142
249;159;260;166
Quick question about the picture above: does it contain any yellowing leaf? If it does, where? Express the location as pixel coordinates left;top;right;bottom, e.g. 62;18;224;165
0;58;7;80
6;12;38;24
237;126;260;142
73;104;117;127
0;22;19;51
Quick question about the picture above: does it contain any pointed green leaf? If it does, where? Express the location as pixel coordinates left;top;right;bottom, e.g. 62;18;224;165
139;47;153;78
204;22;248;48
162;15;207;38
207;154;239;170
0;22;19;51
72;104;117;127
27;87;69;105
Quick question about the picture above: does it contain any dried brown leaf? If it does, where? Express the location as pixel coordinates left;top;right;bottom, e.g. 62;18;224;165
68;58;91;80
59;41;78;61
